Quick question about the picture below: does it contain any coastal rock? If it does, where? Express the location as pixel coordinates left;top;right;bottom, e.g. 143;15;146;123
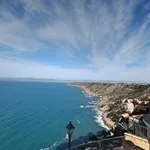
124;102;134;114
70;82;150;124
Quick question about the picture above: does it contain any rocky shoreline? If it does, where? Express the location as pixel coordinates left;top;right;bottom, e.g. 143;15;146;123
69;82;150;128
69;83;115;128
79;85;115;128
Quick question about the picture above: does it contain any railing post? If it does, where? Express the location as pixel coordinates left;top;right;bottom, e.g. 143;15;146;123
147;127;150;142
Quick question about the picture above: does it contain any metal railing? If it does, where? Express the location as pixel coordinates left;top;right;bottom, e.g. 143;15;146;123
128;122;147;138
65;136;124;150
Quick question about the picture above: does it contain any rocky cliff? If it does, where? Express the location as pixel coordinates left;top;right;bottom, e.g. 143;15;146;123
71;83;150;124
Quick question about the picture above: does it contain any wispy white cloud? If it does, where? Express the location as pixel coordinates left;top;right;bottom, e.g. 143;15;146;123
0;0;150;81
0;57;99;80
0;56;150;82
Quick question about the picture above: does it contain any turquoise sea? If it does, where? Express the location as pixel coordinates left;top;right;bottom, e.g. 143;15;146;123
0;81;103;150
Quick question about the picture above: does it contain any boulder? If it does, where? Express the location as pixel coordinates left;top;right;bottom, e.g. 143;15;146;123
123;101;134;114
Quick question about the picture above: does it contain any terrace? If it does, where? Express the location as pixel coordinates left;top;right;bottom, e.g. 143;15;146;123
66;114;150;150
121;113;150;150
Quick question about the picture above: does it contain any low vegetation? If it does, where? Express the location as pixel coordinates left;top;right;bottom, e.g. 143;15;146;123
71;82;150;122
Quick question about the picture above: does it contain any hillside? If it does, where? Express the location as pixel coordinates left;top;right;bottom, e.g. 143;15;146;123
71;83;150;123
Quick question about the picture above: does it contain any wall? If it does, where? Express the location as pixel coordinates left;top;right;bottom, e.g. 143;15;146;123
125;133;150;150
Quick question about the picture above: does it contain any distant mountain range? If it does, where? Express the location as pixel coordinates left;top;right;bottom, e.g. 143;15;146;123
0;78;57;82
0;77;149;84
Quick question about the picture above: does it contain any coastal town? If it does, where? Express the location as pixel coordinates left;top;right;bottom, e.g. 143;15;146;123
69;83;150;150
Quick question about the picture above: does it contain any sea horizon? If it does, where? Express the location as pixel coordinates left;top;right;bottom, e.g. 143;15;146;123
0;78;150;85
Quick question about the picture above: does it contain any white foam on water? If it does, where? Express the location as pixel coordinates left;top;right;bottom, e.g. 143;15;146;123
80;105;94;108
86;105;95;108
53;141;59;146
40;140;62;150
94;108;109;130
40;147;50;150
82;90;85;94
64;133;68;140
76;117;81;124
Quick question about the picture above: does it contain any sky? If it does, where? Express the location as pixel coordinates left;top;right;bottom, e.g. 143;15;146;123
0;0;150;82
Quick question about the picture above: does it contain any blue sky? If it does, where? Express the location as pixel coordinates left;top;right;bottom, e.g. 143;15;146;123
0;0;150;81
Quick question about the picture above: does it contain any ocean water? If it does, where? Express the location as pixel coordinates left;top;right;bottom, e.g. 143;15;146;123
0;81;103;150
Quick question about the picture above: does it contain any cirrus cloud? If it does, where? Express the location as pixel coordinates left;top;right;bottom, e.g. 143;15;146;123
0;0;150;82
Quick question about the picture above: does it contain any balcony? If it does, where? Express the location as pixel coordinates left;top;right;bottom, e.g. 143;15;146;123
128;122;147;138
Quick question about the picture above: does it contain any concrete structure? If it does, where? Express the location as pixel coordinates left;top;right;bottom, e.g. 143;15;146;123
123;114;150;150
125;133;149;150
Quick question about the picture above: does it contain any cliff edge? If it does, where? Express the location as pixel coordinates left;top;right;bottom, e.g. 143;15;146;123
70;82;150;126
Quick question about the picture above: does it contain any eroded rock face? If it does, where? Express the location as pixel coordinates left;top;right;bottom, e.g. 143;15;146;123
134;98;142;104
70;82;150;122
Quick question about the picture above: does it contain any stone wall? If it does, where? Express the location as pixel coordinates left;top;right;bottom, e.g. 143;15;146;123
125;133;150;150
